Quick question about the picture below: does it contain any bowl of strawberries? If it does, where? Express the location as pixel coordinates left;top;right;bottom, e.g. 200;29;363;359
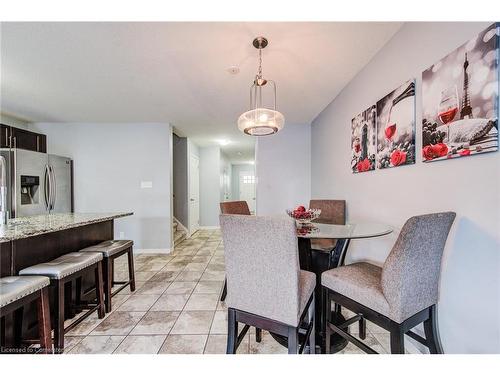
286;205;321;225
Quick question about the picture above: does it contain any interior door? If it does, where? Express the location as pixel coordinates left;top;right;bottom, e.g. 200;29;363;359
239;171;256;214
189;154;200;234
48;154;72;213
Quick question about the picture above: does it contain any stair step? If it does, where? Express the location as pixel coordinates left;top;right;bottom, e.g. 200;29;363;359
174;230;186;245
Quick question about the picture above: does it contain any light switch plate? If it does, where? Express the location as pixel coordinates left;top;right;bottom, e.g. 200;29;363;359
141;181;153;188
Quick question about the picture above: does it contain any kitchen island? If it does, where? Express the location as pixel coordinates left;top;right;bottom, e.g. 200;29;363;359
0;212;133;346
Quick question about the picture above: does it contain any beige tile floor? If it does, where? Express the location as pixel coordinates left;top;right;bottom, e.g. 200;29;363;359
64;229;424;354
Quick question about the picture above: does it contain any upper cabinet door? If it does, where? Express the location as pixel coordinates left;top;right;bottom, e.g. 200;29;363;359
10;127;47;153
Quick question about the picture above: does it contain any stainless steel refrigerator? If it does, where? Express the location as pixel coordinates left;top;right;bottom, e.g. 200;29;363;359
0;148;73;218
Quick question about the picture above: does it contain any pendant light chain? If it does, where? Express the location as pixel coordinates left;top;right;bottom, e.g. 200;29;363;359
258;47;263;81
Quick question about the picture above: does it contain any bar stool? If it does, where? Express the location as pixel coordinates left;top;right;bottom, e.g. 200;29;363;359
0;276;52;353
80;240;135;312
19;252;105;352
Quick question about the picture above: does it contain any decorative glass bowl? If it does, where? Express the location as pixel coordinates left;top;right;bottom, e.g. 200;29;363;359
286;208;321;225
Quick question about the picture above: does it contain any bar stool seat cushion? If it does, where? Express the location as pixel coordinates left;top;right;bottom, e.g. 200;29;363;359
321;262;392;321
19;252;103;280
299;270;316;315
0;276;50;307
80;240;133;257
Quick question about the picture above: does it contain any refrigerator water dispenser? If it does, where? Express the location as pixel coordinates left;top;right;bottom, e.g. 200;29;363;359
20;175;40;205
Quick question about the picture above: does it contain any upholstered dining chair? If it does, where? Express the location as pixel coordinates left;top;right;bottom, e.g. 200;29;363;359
219;201;251;302
322;212;456;354
220;214;316;354
309;200;346;252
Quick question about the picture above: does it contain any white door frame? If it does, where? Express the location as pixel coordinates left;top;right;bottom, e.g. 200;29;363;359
188;152;200;236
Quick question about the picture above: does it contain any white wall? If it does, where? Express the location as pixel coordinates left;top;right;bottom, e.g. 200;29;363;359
32;122;173;251
256;124;311;215
199;146;221;227
311;22;500;353
231;164;255;200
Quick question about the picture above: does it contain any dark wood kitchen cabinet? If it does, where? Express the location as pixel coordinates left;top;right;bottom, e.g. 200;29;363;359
0;124;47;153
0;124;10;148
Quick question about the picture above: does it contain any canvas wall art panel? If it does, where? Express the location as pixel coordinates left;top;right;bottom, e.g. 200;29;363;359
351;105;376;173
422;23;499;162
376;80;416;169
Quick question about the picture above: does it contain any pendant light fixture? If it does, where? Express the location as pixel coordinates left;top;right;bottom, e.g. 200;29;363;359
237;37;285;136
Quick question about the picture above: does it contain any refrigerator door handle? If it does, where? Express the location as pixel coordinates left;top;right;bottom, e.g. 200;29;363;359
44;164;50;211
50;165;56;210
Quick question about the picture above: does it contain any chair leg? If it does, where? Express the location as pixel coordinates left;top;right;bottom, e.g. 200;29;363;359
220;279;227;301
359;315;366;340
424;305;443;354
324;289;331;354
255;328;262;343
309;294;315;354
13;307;24;348
226;308;237;354
37;287;53;353
64;281;73;318
54;280;65;353
95;262;106;319
390;326;405;354
287;327;298;354
75;277;82;313
104;258;113;313
127;248;136;292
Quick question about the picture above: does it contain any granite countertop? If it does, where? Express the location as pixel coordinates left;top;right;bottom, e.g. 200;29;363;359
0;212;133;243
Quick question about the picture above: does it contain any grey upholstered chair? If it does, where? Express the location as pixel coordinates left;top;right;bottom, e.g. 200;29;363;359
219;201;251;302
322;212;456;354
309;199;346;252
220;214;316;354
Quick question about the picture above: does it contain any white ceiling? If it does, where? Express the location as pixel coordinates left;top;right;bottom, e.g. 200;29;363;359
0;22;402;162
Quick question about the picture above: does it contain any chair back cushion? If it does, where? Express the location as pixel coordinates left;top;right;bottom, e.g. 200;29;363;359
310;200;346;250
381;212;456;322
220;201;251;215
309;199;346;225
220;214;301;326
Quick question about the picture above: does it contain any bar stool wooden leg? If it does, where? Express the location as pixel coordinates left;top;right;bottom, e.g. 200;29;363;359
37;287;53;353
75;277;82;313
255;328;262;342
127;247;136;292
54;280;65;352
104;258;113;313
95;262;105;319
13;307;23;348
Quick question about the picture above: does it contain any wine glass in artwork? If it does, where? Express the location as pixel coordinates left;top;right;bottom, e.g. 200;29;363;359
384;106;397;149
438;86;459;143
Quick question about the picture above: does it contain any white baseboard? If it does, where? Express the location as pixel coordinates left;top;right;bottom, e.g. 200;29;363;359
134;248;171;254
199;226;220;230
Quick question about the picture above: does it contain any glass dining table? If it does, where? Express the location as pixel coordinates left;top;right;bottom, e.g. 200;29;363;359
271;221;393;353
